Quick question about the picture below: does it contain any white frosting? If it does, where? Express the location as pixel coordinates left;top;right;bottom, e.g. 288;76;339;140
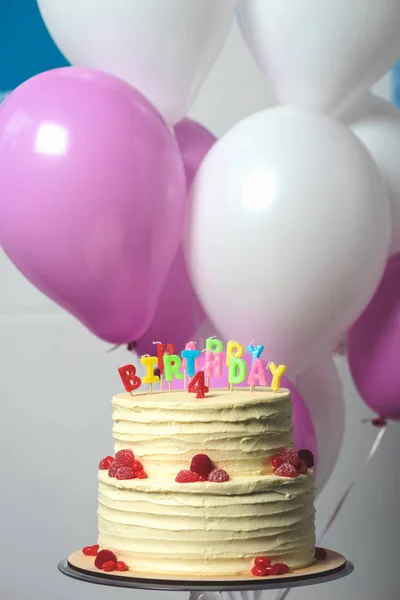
98;388;316;576
112;388;294;477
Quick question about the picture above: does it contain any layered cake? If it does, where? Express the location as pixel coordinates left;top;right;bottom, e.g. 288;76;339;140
94;363;316;577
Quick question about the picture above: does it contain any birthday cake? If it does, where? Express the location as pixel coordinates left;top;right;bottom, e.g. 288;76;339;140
90;339;316;578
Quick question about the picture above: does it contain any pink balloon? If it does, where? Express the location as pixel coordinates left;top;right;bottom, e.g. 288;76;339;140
347;254;400;420
136;119;216;355
169;349;317;469
0;67;186;343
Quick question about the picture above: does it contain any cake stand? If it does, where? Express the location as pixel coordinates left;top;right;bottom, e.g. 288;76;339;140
58;548;353;598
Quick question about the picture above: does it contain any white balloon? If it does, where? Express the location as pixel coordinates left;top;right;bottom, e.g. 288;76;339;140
296;356;345;492
185;107;391;376
342;94;400;255
38;0;234;124
236;0;400;115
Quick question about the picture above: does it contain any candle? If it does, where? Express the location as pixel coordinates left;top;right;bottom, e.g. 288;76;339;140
226;340;244;367
206;336;224;354
181;348;201;378
228;356;247;391
247;358;267;389
204;350;223;380
118;364;142;394
163;353;184;390
140;355;159;394
268;362;287;392
188;370;209;399
156;343;165;373
181;341;201;372
247;343;264;362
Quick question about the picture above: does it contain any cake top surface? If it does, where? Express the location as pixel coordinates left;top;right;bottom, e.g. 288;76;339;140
112;387;291;410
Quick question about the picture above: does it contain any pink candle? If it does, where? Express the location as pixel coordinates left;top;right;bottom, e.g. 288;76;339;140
247;358;267;387
204;350;223;379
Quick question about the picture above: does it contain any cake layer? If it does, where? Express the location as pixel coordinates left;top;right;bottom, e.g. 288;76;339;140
97;471;316;576
112;388;293;477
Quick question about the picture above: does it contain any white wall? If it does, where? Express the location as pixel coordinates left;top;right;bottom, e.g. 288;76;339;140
1;20;399;600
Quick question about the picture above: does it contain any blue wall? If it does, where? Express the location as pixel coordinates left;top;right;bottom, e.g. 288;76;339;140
0;0;68;92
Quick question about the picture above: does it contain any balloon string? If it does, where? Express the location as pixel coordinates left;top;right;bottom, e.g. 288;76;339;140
274;424;387;600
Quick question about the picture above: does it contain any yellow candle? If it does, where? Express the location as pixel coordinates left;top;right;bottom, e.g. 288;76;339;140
226;340;244;367
140;355;160;385
268;362;287;392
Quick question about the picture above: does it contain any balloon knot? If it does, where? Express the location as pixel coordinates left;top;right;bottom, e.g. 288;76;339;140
127;341;137;351
371;417;387;428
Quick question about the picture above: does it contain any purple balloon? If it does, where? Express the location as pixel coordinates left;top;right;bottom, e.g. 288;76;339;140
0;67;186;343
169;351;317;469
348;254;400;420
136;118;215;355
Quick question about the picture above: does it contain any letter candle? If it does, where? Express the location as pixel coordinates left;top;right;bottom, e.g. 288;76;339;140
118;364;142;395
205;337;224;387
163;353;184;391
154;342;175;392
226;340;244;366
140;355;159;394
247;342;265;391
228;356;247;392
268;362;287;392
181;347;201;390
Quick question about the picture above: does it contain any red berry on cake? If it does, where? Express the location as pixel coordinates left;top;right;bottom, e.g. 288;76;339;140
278;448;300;467
102;560;116;572
315;547;328;560
175;469;200;483
274;563;290;574
190;454;213;477
275;463;298;478
94;550;117;569
82;544;99;556
207;468;229;482
115;561;128;571
254;556;271;567
297;459;308;475
131;460;143;472
115;449;135;467
265;564;282;576
270;455;282;470
251;566;266;577
116;466;136;480
108;462;119;478
197;475;207;482
99;456;114;470
136;470;148;479
298;449;314;468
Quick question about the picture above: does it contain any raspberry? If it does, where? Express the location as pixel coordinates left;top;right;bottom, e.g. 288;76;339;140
115;449;135;467
275;463;298;478
175;470;199;483
207;468;229;482
254;556;271;567
274;563;289;574
94;550;117;569
190;454;213;477
116;467;136;480
131;460;143;472
298;449;314;468
251;566;266;576
279;448;300;467
136;470;147;479
99;456;114;470
315;547;328;560
270;456;282;470
82;544;99;556
115;561;128;571
198;475;207;482
297;459;308;475
265;565;281;576
108;462;119;478
102;561;116;572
